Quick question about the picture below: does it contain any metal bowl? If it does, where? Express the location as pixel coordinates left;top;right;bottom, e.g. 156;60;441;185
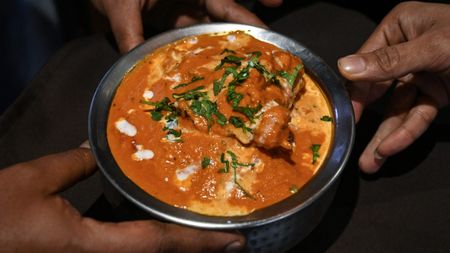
89;23;355;253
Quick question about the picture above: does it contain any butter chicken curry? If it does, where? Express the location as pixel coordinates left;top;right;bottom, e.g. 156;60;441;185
107;31;333;216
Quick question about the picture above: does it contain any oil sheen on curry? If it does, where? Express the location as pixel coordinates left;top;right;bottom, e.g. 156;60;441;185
107;31;333;216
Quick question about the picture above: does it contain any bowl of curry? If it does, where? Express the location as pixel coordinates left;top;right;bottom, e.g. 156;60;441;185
89;23;354;252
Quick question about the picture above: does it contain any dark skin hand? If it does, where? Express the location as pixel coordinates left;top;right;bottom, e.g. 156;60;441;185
0;147;245;253
338;1;450;173
91;0;283;53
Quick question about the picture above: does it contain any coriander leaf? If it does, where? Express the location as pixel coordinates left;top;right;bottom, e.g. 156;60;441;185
225;67;239;77
151;111;163;121
229;116;252;133
226;84;243;108
234;104;262;122
215;55;244;71
141;97;179;122
191;76;204;82
213;67;237;96
229;116;245;128
219;153;230;173
248;51;262;58
236;182;256;200
213;80;223;96
320;115;333;122
226;151;254;168
311;144;321;164
214;110;228;126
221;48;236;54
221;150;256;200
167;129;182;137
172;86;207;100
213;67;238;96
190;99;225;129
278;63;303;88
173;75;204;89
289;185;299;194
201;157;211;169
139;100;154;106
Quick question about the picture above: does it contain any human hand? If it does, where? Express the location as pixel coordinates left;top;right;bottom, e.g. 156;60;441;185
0;147;245;252
337;1;450;173
91;0;283;53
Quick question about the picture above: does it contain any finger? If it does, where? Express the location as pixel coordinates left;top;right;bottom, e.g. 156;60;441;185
258;0;283;7
174;15;210;28
358;82;416;173
11;148;97;194
172;5;210;28
376;95;438;159
338;34;448;83
81;219;245;253
205;0;267;28
348;81;392;123
102;2;145;53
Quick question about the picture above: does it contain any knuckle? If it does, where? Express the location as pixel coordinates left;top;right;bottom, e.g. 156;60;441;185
397;124;417;144
395;1;420;13
411;107;435;126
373;46;401;75
68;149;94;176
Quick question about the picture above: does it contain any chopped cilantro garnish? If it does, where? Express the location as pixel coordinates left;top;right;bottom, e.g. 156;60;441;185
311;144;321;164
173;75;204;89
172;86;207;100
227;150;255;168
278;63;303;88
213;67;238;96
229;116;252;133
201;157;211;169
247;52;279;84
190;75;204;83
141;97;179;122
221;48;236;54
234;104;262;122
248;51;262;58
215;55;244;71
289;185;299;194
190;99;227;129
151;111;163;121
140;98;183;141
215;110;228;126
226;84;244;108
218;151;256;199
236;182;256;200
167;129;181;137
320;115;333;122
219;153;230;173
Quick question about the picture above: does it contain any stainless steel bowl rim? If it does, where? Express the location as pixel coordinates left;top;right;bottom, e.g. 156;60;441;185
88;23;355;230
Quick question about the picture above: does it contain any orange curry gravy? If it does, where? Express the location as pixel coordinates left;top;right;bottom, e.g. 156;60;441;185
107;31;333;216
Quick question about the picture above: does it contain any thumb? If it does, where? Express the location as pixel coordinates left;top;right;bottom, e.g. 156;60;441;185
81;219;246;253
103;2;145;53
338;37;438;82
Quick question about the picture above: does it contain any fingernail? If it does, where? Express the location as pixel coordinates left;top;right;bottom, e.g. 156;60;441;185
225;241;244;253
338;55;366;74
374;150;384;160
79;140;91;149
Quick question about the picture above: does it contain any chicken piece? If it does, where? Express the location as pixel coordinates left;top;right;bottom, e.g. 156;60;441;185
253;105;292;150
271;51;305;108
223;100;292;149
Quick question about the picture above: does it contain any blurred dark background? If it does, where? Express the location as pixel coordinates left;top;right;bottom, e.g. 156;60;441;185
0;0;445;115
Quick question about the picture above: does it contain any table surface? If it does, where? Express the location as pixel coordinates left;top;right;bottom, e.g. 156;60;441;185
1;2;449;253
